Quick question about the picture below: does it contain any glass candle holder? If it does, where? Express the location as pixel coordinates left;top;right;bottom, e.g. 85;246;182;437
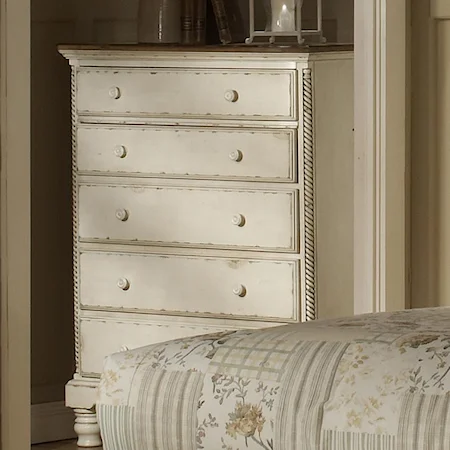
271;0;296;32
247;0;324;45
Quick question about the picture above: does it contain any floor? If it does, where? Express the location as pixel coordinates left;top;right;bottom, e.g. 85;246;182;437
32;441;102;449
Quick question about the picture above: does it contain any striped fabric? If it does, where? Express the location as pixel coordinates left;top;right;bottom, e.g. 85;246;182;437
97;405;138;450
320;431;396;450
97;307;450;450
136;370;203;450
397;393;450;450
275;342;349;450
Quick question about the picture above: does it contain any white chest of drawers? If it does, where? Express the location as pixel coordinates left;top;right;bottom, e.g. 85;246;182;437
59;44;354;447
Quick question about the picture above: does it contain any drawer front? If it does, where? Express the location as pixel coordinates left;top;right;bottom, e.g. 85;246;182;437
79;252;299;321
77;125;296;182
78;184;298;252
76;68;296;120
79;316;277;376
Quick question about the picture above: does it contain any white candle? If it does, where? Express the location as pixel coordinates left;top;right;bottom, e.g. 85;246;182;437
271;0;296;32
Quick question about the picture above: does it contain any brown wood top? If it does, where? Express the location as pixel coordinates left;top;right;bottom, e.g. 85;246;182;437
57;43;353;54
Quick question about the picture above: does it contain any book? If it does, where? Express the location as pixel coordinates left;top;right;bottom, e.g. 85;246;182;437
195;0;207;44
181;0;207;45
181;0;195;44
210;0;248;44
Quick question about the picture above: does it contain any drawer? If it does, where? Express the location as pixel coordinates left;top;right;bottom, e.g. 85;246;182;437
79;316;278;376
79;252;299;321
77;125;296;182
76;68;296;120
78;184;298;252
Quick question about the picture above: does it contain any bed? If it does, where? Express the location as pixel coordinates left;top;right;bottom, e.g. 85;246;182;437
97;307;450;449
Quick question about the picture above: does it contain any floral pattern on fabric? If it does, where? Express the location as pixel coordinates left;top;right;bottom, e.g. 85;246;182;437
96;307;450;450
196;374;280;450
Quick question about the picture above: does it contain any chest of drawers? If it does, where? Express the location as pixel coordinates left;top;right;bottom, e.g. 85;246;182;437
59;44;354;446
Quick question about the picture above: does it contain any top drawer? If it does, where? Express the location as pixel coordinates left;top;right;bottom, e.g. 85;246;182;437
76;68;297;121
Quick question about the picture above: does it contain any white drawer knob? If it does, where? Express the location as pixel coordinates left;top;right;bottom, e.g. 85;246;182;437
118;345;130;352
108;86;121;99
232;214;245;227
224;89;239;103
115;209;129;222
117;278;130;291
229;150;243;162
114;145;127;158
233;284;247;297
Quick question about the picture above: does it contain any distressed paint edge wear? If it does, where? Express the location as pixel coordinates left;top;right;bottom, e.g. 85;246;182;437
68;57;319;375
301;67;317;321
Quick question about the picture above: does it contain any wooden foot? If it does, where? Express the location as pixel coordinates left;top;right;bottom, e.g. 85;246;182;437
73;408;102;448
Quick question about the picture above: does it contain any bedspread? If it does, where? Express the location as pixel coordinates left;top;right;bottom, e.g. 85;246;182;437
97;307;450;449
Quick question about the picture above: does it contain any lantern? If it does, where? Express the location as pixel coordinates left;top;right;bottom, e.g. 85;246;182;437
245;0;324;45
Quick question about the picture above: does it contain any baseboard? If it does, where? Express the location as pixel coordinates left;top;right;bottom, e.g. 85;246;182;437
31;401;76;445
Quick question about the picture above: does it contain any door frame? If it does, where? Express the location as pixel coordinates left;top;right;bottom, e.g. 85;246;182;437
353;0;410;314
0;0;31;447
0;0;409;447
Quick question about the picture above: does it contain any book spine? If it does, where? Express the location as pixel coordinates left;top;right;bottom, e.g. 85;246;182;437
181;0;195;44
194;0;207;45
210;0;232;44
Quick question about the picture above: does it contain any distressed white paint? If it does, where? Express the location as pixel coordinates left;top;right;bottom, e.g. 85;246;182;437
79;252;299;320
78;183;298;252
77;125;296;182
59;47;354;447
76;68;297;120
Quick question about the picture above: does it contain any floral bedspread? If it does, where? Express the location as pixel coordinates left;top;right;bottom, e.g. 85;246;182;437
97;307;450;449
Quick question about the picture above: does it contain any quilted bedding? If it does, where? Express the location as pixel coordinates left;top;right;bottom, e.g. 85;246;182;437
97;307;450;449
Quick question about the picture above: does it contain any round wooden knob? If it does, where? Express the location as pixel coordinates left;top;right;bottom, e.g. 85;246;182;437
229;150;243;162
233;284;247;297
115;209;129;222
108;86;121;99
232;214;245;227
114;145;127;158
224;89;239;103
117;278;130;291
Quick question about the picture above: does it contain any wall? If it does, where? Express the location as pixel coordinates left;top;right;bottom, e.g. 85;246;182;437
31;0;76;405
434;20;450;306
69;0;353;46
411;0;438;309
409;0;450;309
323;0;354;43
410;1;450;309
